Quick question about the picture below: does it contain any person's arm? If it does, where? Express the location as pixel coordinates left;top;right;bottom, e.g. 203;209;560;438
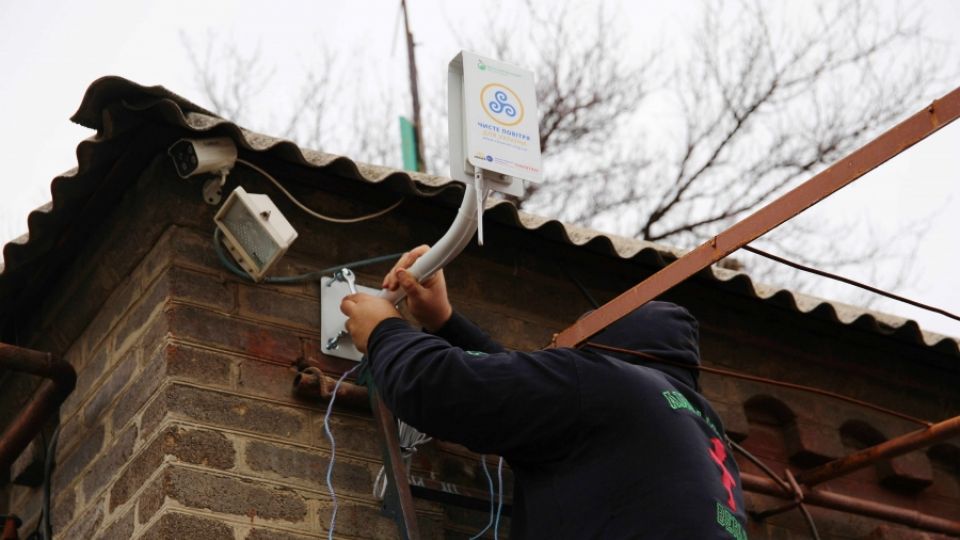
381;246;505;353
430;311;506;354
366;317;581;460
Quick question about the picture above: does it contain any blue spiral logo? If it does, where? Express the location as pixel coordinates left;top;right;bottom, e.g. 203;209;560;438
480;84;524;127
488;90;517;118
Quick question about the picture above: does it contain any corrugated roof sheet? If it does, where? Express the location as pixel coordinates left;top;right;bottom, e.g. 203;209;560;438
2;76;957;356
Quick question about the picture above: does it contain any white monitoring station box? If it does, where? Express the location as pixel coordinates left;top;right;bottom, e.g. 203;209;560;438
448;51;543;195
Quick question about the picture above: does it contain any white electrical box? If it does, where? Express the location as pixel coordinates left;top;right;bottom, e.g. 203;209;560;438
215;186;298;281
448;51;543;195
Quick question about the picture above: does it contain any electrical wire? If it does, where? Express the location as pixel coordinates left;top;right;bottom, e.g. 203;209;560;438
371;419;433;503
583;341;932;427
558;248;948;423
558;262;601;309
398;420;432;451
742;245;960;323
30;429;48;540
236;158;405;224
727;438;790;493
42;424;61;540
796;504;821;540
469;455;496;540
323;363;362;540
213;228;403;284
372;466;388;500
728;438;821;540
493;457;505;540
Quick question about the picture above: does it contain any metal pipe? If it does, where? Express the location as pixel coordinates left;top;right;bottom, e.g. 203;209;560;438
1;515;21;540
293;367;369;410
553;86;960;348
380;182;479;305
796;415;960;487
0;344;72;382
400;0;426;173
741;473;960;536
0;344;76;473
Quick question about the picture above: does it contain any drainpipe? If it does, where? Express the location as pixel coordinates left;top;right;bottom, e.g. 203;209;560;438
293;366;369;410
0;343;76;474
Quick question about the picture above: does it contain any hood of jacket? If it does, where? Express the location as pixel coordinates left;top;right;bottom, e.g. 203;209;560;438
585;301;702;390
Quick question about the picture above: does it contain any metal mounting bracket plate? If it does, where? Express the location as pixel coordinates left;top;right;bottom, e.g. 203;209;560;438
319;276;380;361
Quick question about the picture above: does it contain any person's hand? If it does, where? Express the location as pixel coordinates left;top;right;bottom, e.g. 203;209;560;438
382;245;453;332
340;293;402;353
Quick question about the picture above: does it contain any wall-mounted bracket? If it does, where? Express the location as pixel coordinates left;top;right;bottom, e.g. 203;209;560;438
320;274;380;361
202;170;228;205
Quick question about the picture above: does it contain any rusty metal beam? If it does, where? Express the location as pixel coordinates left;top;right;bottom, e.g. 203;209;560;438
796;415;960;487
293;367;370;410
0;343;76;473
553;86;960;348
742;472;960;536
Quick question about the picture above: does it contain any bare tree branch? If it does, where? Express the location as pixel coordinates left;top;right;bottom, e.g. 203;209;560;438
181;0;954;304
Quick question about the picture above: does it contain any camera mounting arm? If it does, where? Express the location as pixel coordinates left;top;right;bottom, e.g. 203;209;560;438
379;178;481;304
321;179;482;360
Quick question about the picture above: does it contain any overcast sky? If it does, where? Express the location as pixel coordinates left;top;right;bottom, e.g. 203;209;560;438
1;0;958;338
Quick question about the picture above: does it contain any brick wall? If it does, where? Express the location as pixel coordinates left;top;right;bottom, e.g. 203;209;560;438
2;155;959;539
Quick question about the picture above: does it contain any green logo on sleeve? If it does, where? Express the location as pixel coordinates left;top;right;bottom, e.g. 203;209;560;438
662;390;720;436
662;390;696;413
716;501;747;540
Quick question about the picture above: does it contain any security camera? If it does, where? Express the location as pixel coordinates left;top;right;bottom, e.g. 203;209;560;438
168;137;238;179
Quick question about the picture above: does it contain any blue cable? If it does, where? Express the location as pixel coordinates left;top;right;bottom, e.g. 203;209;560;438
323;362;362;540
469;455;496;540
213;228;403;284
494;457;505;539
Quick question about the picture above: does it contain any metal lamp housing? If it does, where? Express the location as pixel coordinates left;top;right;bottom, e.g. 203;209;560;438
214;186;298;282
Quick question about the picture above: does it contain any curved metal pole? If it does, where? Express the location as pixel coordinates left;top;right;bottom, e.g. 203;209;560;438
380;182;479;304
370;181;480;540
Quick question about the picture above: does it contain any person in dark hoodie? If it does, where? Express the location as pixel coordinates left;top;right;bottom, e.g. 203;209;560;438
341;246;749;539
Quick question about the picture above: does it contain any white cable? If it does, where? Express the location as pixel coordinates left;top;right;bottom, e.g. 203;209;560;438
470;455;496;540
494;457;505;540
236;158;404;223
372;420;432;501
398;419;432;450
372;465;388;500
323;363;362;540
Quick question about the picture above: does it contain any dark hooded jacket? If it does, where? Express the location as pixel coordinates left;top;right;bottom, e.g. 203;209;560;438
367;301;748;539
